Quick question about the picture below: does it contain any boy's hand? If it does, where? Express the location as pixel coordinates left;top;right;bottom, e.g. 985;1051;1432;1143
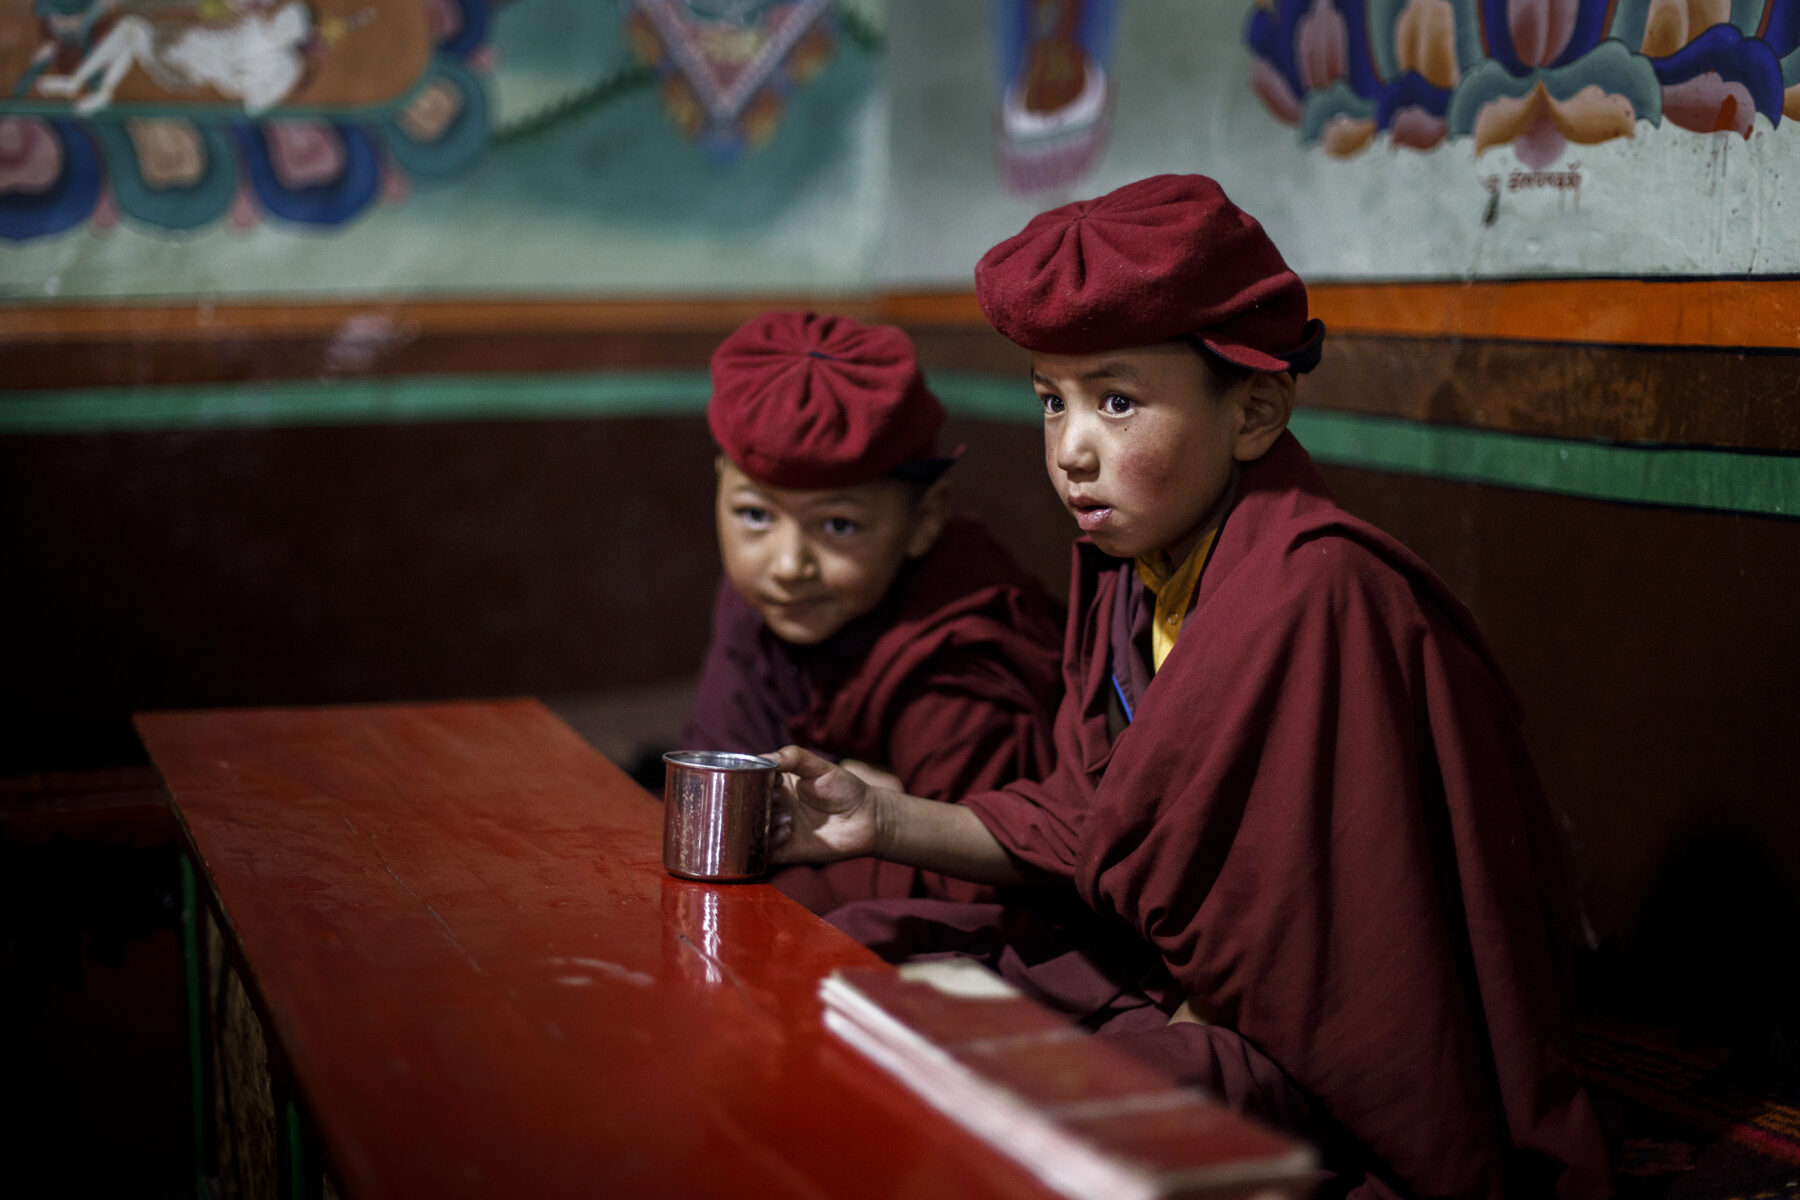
768;745;882;863
767;746;1031;887
836;757;903;794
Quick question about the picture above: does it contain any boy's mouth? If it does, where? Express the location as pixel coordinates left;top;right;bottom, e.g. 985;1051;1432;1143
1071;503;1113;532
765;595;826;611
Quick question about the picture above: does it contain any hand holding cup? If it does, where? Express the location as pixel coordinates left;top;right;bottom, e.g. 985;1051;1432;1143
768;745;882;864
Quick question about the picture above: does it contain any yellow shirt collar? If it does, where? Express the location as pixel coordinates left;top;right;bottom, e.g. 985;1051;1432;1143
1134;526;1220;673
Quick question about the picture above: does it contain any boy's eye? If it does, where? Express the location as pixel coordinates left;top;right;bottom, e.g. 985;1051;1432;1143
1037;392;1064;416
821;516;860;537
734;505;773;529
1101;392;1135;416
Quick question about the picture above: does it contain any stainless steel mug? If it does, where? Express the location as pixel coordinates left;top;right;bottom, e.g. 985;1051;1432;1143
661;751;777;881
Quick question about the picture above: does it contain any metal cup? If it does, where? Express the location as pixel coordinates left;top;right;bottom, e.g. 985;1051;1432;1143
661;751;777;882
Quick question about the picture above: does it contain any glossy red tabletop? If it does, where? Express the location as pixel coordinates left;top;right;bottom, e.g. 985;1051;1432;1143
135;699;1059;1200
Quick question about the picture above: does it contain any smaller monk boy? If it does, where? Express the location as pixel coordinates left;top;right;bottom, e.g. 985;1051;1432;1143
682;310;1066;916
769;178;1614;1200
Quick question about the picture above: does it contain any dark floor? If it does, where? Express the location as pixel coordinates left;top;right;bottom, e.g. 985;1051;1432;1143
2;785;193;1199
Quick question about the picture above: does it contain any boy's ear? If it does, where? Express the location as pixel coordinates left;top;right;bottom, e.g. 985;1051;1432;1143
904;479;952;558
1232;371;1294;463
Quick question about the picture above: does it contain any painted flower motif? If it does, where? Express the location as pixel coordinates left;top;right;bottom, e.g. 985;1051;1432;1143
0;116;65;194
1248;0;1370;154
267;122;349;192
1297;0;1352;89
1610;0;1796;136
1652;25;1782;136
0;0;494;240
1395;0;1461;90
0;116;100;240
1378;0;1468;150
1247;1;1307;124
238;120;379;225
1248;0;1800;163
125;119;204;191
1489;0;1593;69
626;0;837;165
397;80;465;145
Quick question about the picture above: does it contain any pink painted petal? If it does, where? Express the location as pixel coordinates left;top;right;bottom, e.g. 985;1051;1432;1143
1389;105;1449;150
1662;72;1756;136
267;122;347;190
0;117;65;194
427;0;464;42
1509;0;1581;68
380;154;411;204
1513;105;1568;167
228;177;261;230
1251;59;1302;124
90;187;118;231
1296;0;1349;90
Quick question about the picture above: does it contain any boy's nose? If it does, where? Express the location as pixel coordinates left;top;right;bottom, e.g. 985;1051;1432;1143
1052;416;1099;477
769;525;816;582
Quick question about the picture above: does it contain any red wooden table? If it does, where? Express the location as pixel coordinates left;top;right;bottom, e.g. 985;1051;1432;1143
135;698;1060;1200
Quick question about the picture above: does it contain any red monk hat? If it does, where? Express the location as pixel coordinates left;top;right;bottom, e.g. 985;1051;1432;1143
709;311;957;490
974;174;1325;373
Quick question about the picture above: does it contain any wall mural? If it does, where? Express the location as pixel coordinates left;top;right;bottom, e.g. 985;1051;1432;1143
1;0;493;240
1247;0;1800;167
624;0;839;165
991;0;1117;195
0;0;867;244
15;2;1796;292
0;1;883;297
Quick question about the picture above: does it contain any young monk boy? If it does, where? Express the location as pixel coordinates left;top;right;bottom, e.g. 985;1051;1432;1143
684;310;1066;915
770;178;1613;1200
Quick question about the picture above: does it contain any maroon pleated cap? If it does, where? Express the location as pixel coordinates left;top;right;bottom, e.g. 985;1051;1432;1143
709;312;956;490
974;174;1324;373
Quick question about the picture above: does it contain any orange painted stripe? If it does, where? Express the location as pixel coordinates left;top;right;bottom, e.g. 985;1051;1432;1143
1306;279;1800;349
885;281;1800;349
2;281;1798;349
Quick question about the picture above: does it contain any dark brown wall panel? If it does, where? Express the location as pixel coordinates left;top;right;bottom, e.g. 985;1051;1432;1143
1320;465;1800;954
1311;335;1800;452
3;419;720;767
0;415;1063;773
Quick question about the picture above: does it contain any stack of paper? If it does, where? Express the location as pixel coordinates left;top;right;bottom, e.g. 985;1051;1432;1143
820;959;1317;1200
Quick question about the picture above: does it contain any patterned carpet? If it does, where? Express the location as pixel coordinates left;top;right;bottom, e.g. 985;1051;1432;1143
1578;1018;1800;1200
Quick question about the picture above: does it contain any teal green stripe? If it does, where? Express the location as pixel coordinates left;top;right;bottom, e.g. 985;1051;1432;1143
3;369;1794;518
941;374;1800;519
933;369;1039;419
1287;409;1797;519
0;370;713;431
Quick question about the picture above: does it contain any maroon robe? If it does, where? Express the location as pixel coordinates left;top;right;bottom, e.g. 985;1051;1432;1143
959;433;1612;1200
683;515;1065;912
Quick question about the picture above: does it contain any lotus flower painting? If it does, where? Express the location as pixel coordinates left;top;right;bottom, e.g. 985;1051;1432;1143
1245;0;1800;165
1;0;494;240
